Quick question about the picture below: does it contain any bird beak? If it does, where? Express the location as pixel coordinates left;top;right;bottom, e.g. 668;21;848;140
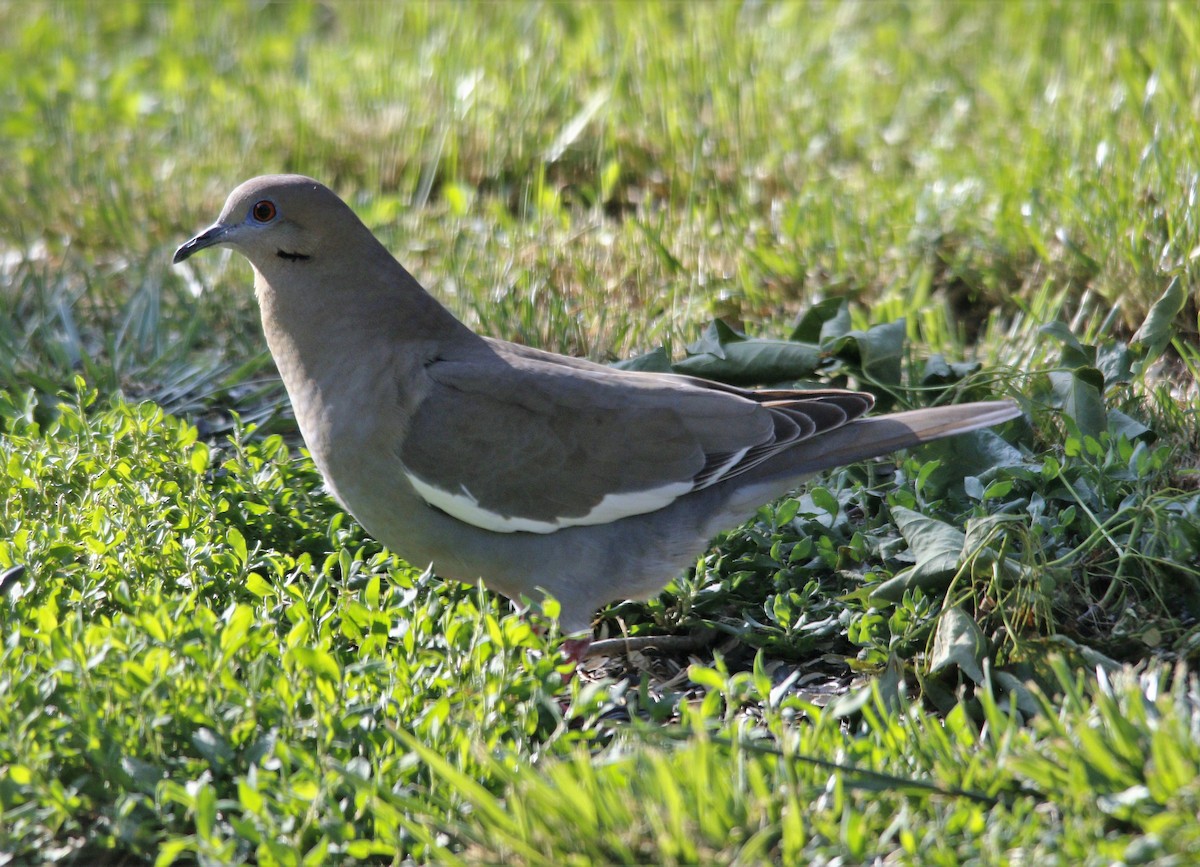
173;223;231;263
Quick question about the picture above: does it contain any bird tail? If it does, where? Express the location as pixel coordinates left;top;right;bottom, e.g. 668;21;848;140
713;400;1021;524
784;399;1021;476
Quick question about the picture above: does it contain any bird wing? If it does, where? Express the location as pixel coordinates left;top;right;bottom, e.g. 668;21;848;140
397;341;873;534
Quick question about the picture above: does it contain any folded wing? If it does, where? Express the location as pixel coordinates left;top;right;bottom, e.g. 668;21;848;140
398;342;874;533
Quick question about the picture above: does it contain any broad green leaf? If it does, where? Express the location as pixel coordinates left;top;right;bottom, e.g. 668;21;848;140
192;727;233;765
1107;409;1154;443
121;757;164;794
915;458;942;496
226;526;248;566
917;430;1025;496
857;320;906;387
826;320;906;388
982;479;1013;499
238;779;264;814
893;506;966;574
219;604;254;659
673;337;823;385
685;319;745;359
611;346;674;372
929;606;987;683
1049;368;1106;439
245;572;273;597
921;354;981;386
809;486;839;518
194;783;216;841
1040;321;1095;368
154;840;194;867
287;646;342;683
1095;342;1134;386
869;507;966;603
774;497;800;525
189;442;210;474
991;669;1041;716
789;298;850;343
1131;276;1186;370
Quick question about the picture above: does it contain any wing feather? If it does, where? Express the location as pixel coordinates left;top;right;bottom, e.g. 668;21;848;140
398;341;875;532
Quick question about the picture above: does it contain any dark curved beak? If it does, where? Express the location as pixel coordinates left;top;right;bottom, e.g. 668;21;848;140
173;224;230;264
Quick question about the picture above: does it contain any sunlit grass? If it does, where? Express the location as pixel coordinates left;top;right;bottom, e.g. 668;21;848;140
2;1;1200;863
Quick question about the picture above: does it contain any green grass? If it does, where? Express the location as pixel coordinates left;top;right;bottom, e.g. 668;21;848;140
2;1;1200;863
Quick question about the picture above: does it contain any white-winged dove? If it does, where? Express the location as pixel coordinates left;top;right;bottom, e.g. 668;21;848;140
175;175;1020;658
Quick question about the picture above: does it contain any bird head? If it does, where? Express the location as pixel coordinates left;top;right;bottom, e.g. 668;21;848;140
173;174;361;268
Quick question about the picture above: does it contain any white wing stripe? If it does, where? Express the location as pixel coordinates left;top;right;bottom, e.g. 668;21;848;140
694;446;749;490
404;469;691;534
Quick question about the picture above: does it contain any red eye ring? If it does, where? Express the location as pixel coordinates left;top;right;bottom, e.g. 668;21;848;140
251;200;276;222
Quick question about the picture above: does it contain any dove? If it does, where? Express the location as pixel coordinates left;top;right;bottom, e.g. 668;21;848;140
175;175;1020;659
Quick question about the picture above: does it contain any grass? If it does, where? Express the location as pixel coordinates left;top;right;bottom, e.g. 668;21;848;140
2;1;1200;863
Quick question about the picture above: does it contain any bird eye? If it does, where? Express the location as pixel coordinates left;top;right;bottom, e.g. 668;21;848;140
251;200;276;222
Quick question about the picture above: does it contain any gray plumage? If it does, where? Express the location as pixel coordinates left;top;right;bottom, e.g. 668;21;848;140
174;175;1021;639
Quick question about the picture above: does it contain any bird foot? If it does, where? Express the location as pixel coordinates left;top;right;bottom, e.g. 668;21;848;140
561;637;593;663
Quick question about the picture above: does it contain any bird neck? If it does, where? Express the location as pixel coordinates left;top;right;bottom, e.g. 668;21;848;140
254;255;479;402
255;249;473;340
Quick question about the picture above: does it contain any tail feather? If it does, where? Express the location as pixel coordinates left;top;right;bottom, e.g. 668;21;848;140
779;400;1021;477
713;400;1021;525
